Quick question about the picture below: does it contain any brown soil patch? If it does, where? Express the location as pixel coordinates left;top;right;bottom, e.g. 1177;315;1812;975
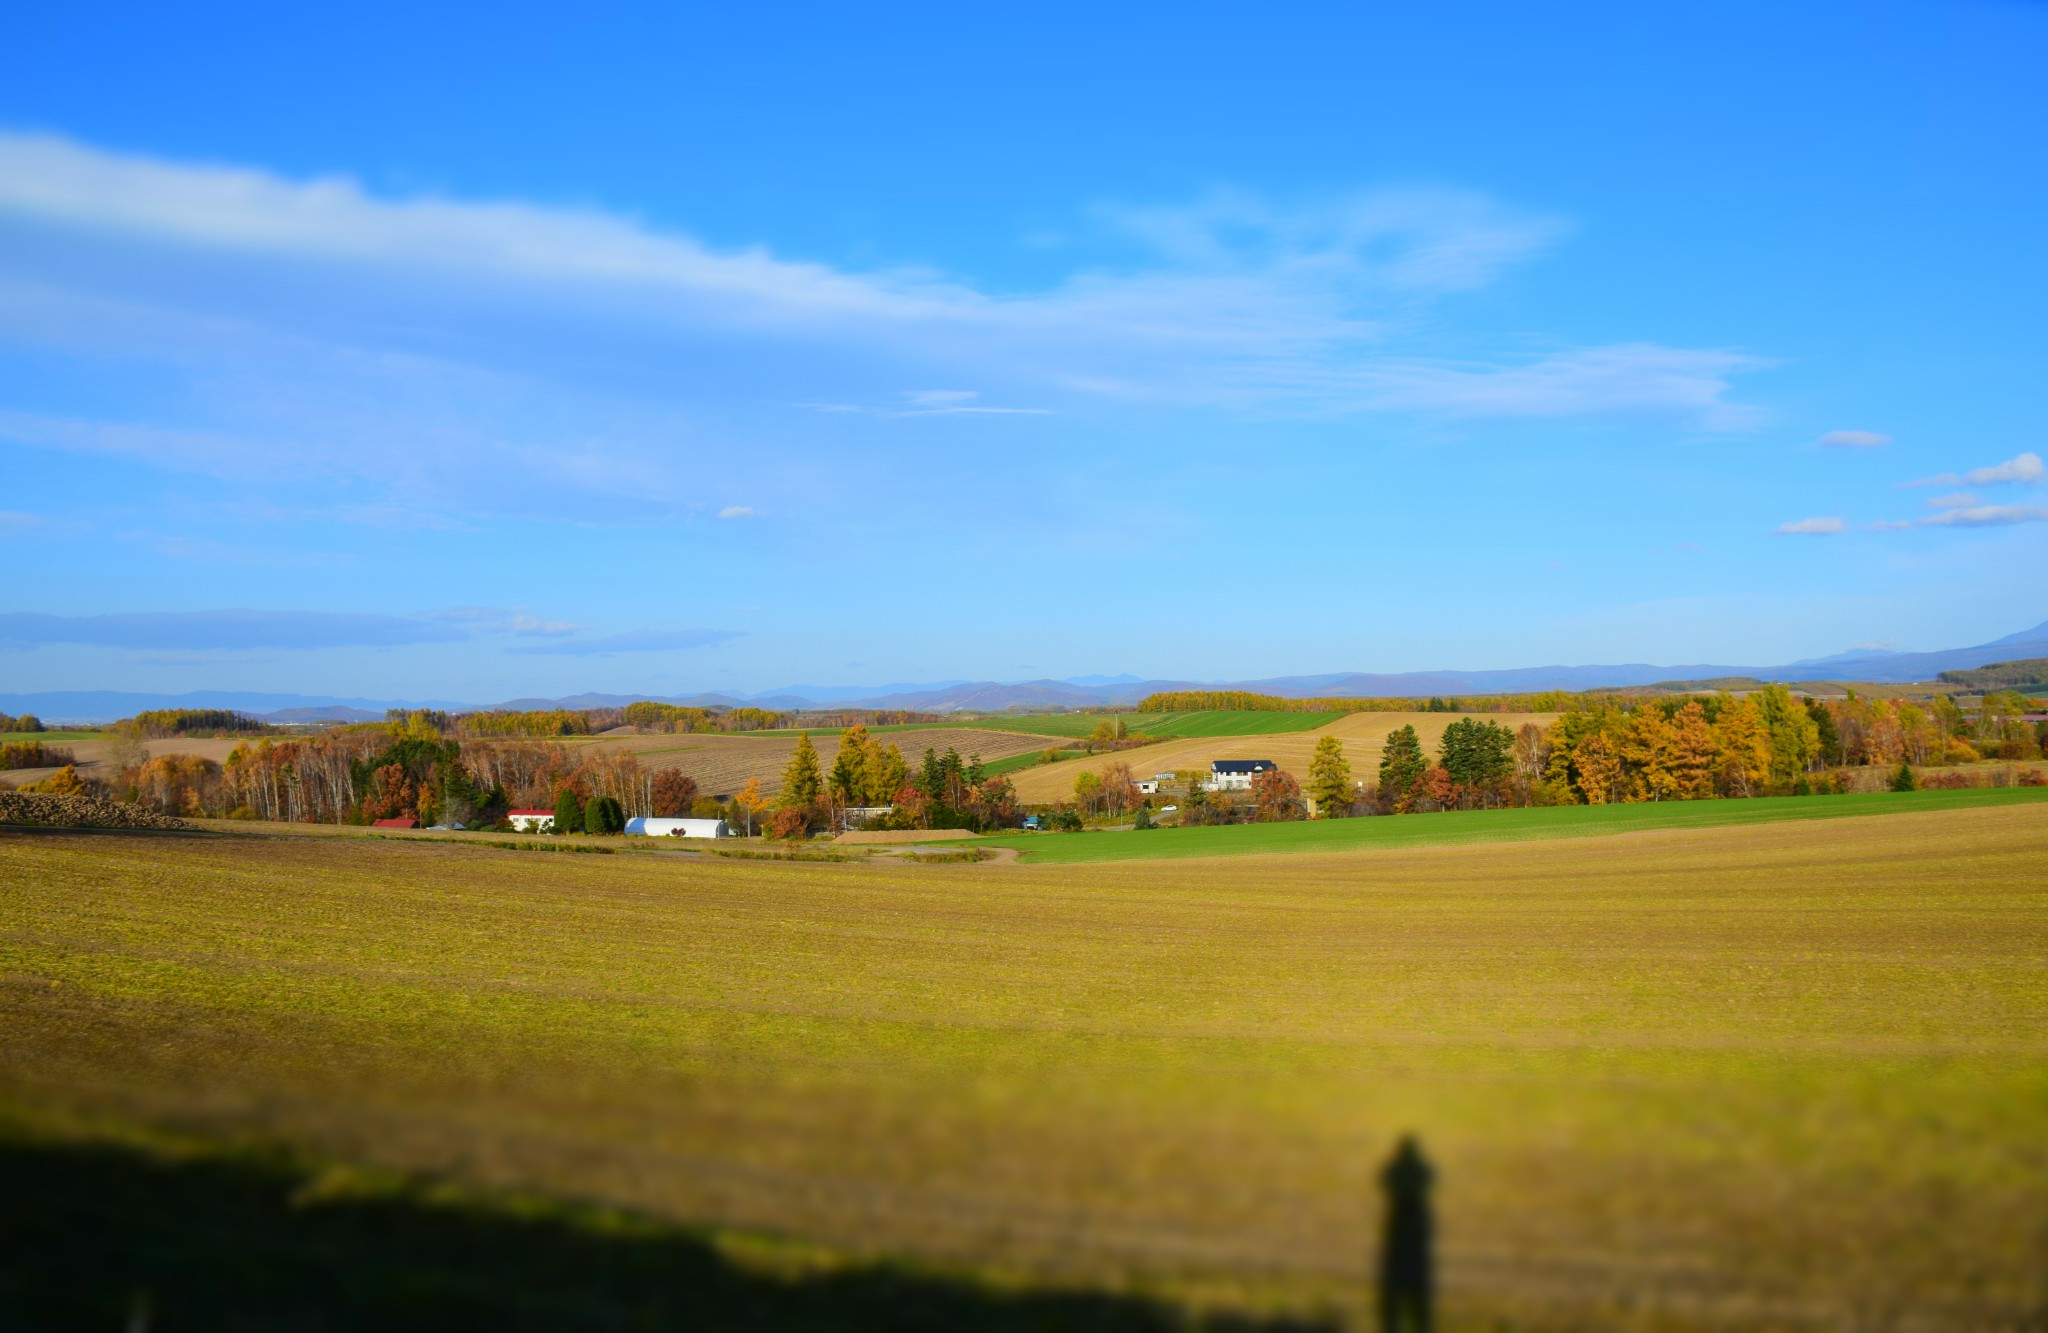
833;828;979;845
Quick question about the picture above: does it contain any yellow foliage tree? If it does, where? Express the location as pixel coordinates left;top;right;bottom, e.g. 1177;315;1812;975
1667;700;1718;799
1714;696;1771;797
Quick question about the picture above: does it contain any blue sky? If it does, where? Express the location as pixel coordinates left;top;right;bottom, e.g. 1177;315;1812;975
4;0;2045;700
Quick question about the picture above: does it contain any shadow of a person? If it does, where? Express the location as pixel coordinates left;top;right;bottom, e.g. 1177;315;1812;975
1379;1135;1434;1333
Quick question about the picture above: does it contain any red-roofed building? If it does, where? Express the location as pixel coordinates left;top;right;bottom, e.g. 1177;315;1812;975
508;808;555;832
372;816;419;830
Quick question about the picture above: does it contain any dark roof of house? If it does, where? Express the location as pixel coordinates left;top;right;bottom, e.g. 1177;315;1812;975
1211;759;1276;773
508;808;554;816
371;817;419;829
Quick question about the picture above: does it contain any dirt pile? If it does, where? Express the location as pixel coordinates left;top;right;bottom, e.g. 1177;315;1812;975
0;792;194;831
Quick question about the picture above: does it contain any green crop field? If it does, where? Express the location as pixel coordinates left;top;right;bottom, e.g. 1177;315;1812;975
973;786;2048;864
0;731;98;743
4;803;2047;1328
977;748;1082;779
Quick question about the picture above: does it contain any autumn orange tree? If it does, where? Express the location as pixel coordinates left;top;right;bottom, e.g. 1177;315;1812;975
1250;766;1304;821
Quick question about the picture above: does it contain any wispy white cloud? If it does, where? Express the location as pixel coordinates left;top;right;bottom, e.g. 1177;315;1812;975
800;391;1052;419
1924;491;1979;509
1350;344;1769;424
1775;516;1846;536
0;131;1768;444
717;506;756;519
1902;451;2044;489
1912;504;2048;528
1820;429;1888;448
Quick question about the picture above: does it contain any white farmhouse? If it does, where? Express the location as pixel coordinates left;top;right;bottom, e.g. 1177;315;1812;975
625;817;732;839
507;808;555;832
1206;759;1277;792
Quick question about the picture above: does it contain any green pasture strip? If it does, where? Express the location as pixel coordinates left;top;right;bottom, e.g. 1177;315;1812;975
977;749;1084;778
975;786;2048;864
0;731;99;743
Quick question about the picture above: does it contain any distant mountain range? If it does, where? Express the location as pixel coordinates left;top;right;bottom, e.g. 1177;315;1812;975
8;619;2045;724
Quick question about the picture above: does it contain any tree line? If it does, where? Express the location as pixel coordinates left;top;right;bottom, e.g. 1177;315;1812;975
1062;686;2048;828
1936;658;2048;690
766;726;1021;837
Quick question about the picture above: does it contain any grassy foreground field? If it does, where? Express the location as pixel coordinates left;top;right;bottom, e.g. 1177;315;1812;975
980;786;2048;863
4;806;2047;1328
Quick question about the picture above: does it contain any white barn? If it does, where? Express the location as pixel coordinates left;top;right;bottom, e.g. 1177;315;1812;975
625;817;732;839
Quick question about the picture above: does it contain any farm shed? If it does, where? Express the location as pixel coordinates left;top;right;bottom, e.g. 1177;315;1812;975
507;808;554;832
624;817;731;839
1207;759;1277;792
371;817;419;830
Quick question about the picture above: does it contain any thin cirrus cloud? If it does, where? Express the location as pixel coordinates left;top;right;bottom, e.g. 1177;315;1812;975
0;131;1770;460
1873;504;2048;531
1900;451;2044;489
506;628;745;656
806;390;1053;419
0;609;466;651
1775;516;1846;536
1819;429;1889;448
716;506;756;519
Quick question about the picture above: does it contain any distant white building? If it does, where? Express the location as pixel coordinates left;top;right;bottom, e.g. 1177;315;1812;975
625;817;732;839
1136;779;1159;795
1207;759;1277;792
508;808;554;832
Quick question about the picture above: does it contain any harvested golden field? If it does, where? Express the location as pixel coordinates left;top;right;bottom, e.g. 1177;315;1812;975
563;725;1047;797
1009;710;1557;803
0;734;243;788
4;803;2045;1327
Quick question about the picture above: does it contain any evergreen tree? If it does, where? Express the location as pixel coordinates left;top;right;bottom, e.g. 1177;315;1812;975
781;732;823;807
1891;760;1917;792
552;786;584;834
1306;735;1353;817
1378;725;1429;811
1439;718;1515;800
1806;699;1844;766
583;793;624;834
828;725;868;805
